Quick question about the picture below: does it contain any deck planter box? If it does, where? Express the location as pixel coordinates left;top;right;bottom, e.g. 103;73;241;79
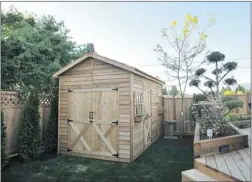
193;122;248;158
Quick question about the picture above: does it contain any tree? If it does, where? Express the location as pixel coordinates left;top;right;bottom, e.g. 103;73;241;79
189;51;238;100
2;7;92;157
19;90;43;160
162;86;168;95
154;14;214;135
46;82;59;152
169;85;179;97
1;7;89;94
235;84;246;93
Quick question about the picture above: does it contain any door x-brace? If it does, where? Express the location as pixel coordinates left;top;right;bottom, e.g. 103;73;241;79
67;119;118;156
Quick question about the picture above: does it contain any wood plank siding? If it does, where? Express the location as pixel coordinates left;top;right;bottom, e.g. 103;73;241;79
132;75;162;159
57;56;163;163
58;58;131;161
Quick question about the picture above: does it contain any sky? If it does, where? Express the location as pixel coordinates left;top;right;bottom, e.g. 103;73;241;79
2;2;251;94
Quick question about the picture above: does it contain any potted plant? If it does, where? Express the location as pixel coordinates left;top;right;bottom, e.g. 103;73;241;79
158;109;163;115
134;112;145;123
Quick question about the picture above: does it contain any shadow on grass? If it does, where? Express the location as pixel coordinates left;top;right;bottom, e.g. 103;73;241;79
2;136;193;182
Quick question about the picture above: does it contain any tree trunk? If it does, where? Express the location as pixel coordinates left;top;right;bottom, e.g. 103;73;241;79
180;95;185;138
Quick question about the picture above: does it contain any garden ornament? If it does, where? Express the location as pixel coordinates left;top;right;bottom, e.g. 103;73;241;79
207;128;213;139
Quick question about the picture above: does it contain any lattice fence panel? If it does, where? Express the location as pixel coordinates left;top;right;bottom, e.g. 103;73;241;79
1;92;23;107
1;91;51;107
40;96;51;106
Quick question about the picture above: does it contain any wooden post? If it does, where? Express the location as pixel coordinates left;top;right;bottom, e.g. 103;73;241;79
173;96;176;120
246;93;250;115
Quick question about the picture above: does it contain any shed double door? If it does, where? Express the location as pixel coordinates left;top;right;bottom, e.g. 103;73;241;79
67;88;119;157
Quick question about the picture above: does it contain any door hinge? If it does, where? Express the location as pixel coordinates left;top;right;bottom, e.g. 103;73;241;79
68;89;73;93
67;148;73;152
112;87;118;91
89;111;94;119
111;120;118;125
67;119;73;123
90;120;93;123
112;153;119;158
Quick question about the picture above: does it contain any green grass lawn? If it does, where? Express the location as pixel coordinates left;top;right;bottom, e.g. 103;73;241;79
2;136;193;182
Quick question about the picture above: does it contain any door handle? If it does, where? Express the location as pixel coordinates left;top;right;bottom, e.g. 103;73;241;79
90;111;94;119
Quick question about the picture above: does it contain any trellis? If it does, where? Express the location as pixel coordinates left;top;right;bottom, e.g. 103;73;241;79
1;92;23;107
1;91;51;108
1;91;51;156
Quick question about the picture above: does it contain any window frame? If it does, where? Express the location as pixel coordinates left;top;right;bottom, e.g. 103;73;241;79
134;92;144;116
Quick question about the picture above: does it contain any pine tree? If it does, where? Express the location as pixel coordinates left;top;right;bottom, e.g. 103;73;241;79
162;86;168;95
19;91;43;160
235;84;246;93
169;85;179;97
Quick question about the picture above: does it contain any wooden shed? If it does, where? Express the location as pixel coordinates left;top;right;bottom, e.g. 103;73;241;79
53;52;164;163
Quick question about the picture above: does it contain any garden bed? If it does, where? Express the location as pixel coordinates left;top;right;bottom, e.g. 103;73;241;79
200;124;239;140
193;122;248;158
232;120;251;129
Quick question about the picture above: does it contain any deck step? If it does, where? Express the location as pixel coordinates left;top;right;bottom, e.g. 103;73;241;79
181;169;217;181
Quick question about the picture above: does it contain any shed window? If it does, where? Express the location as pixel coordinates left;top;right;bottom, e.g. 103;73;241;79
135;92;144;116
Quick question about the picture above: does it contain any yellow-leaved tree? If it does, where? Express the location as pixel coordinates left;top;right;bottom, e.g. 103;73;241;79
154;14;215;136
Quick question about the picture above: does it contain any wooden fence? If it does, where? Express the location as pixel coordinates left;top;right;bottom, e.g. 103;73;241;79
228;93;251;115
1;91;51;156
163;95;194;134
1;91;250;155
162;93;251;134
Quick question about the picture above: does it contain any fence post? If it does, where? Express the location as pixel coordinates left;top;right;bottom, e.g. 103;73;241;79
173;96;176;120
246;93;250;115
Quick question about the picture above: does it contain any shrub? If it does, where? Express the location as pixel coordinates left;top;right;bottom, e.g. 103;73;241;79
1;111;9;170
46;94;58;152
225;113;251;122
189;94;208;123
223;90;235;95
192;94;208;103
221;96;244;117
19;91;44;160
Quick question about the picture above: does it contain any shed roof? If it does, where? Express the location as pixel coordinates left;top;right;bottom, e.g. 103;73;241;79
53;52;165;84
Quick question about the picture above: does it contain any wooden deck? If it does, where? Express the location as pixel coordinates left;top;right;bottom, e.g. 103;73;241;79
195;148;251;181
184;125;251;181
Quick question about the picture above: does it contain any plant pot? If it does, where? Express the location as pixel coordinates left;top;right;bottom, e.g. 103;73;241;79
134;116;142;123
158;110;163;115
